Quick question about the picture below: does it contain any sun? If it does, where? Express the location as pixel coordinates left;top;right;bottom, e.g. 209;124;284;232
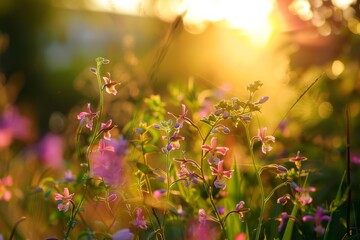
90;0;276;46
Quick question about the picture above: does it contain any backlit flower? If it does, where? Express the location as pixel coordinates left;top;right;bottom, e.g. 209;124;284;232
102;72;120;95
235;201;250;220
201;137;229;165
178;164;200;187
210;160;233;189
168;104;190;129
294;186;316;205
302;207;331;235
289;151;308;169
100;119;116;140
133;208;147;230
0;176;13;201
91;151;124;186
54;187;74;212
77;103;98;131
251;127;275;154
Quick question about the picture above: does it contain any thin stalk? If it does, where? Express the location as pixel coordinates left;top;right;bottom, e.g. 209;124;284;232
244;126;265;240
346;107;351;237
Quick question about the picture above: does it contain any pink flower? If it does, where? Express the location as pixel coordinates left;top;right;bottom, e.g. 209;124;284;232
100;119;116;140
291;183;316;205
39;133;64;169
54;188;74;212
235;201;250;220
198;209;207;226
0;106;31;148
289;151;307;169
210;160;233;189
251;128;275;154
98;139;115;153
168;104;190;129
302;207;331;234
166;132;185;150
177;164;200;187
64;170;75;182
201;137;229;165
90;151;124;186
102;72;120;95
77;103;98;131
133;208;147;230
0;176;13;201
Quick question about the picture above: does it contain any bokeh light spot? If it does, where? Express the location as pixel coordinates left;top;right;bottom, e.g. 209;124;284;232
318;101;333;119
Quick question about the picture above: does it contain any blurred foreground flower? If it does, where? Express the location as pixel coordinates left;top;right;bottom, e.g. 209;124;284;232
0;106;31;148
112;228;134;240
39;133;64;169
0;176;13;201
54;187;74;212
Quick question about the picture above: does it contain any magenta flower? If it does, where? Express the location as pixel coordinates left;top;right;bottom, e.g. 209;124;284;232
289;151;308;169
251;127;275;154
90;151;124;186
98;139;115;153
210;160;233;189
201;137;229;165
302;207;331;234
77;103;98;131
100;119;116;140
276;212;299;232
133;208;147;230
277;194;292;206
102;72;120;95
177;164;200;187
64;170;75;182
0;176;13;201
166;132;185;150
54;188;74;212
168;104;190;129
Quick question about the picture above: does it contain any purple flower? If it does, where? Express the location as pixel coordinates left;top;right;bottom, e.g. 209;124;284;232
251;128;275;154
276;212;299;232
167;132;185;150
54;188;74;212
133;208;147;230
210;160;233;189
302;207;331;234
64;170;75;182
77;103;98;131
235;201;250;220
277;194;292;206
201;137;229;165
98;139;115;153
112;228;134;240
102;72;120;95
351;155;360;165
177;164;200;187
90;151;124;186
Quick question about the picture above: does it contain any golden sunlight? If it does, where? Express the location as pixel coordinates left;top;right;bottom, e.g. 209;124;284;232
90;0;276;46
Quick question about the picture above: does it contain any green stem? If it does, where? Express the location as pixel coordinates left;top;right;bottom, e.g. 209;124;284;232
245;126;265;240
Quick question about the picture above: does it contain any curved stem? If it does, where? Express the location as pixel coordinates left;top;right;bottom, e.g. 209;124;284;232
245;126;265;240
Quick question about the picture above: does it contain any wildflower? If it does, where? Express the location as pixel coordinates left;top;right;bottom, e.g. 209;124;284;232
38;133;64;169
100;119;116;140
210;160;233;189
0;176;13;201
276;212;299;232
54;188;74;212
255;96;269;104
251;127;275;154
201;137;229;165
289;151;308;169
235;201;250;220
98;139;115;153
102;72;120;95
198;209;207;226
64;170;75;182
166;132;185;150
77;103;98;131
133;208;147;230
0;106;31;148
178;164;200;187
302;207;331;235
351;155;360;165
168;104;190;129
112;228;134;240
153;189;166;199
91;151;124;186
294;186;316;205
277;194;292;206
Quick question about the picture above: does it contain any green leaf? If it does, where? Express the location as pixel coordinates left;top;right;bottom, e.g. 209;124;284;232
136;162;154;175
143;144;159;154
